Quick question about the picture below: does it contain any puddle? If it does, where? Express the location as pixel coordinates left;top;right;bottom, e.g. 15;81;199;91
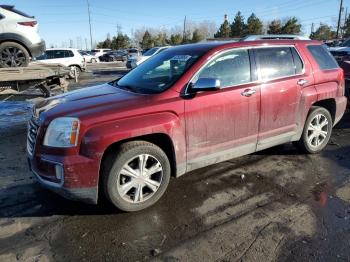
0;101;33;131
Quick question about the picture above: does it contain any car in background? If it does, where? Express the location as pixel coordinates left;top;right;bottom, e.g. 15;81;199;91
79;50;98;63
0;5;45;67
91;48;111;58
126;46;169;69
35;48;85;78
27;40;347;211
241;34;310;41
99;50;128;62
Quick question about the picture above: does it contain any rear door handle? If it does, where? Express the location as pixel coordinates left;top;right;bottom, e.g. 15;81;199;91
241;89;256;97
297;79;309;86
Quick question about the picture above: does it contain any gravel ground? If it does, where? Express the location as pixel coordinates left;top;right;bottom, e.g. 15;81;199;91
0;63;350;261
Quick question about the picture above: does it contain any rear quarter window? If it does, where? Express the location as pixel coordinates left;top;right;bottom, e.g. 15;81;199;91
307;45;339;70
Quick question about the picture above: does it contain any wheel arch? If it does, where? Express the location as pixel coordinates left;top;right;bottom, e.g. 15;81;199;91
0;34;32;57
312;98;336;125
100;133;178;178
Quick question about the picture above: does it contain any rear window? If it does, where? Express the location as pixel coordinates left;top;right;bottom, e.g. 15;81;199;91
307;45;338;70
0;5;33;18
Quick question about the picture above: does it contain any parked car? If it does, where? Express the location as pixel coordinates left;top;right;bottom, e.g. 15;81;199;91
78;50;98;63
99;50;128;62
0;5;45;67
91;48;111;58
35;48;85;78
126;46;170;69
27;40;347;212
241;34;310;41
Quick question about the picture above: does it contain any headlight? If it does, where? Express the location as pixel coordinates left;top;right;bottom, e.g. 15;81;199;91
43;117;80;148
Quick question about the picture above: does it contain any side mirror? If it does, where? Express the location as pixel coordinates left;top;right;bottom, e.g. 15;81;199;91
191;78;221;92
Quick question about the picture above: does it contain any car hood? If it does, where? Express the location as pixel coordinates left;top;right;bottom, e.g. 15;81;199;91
37;83;152;123
329;46;350;52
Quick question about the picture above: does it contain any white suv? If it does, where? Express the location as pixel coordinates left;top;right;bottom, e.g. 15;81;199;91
35;48;86;78
0;5;45;67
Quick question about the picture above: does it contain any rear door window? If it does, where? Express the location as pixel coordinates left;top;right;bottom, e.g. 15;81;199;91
64;50;74;57
307;45;339;70
255;47;296;81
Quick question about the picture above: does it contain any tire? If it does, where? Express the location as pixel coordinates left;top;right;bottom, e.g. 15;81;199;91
68;65;81;79
102;141;171;212
294;106;333;154
0;41;30;68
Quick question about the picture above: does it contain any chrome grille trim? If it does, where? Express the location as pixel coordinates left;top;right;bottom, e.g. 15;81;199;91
27;117;39;157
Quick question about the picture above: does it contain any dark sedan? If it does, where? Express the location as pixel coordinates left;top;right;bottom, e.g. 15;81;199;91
99;51;127;62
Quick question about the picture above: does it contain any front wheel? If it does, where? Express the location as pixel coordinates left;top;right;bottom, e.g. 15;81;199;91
294;107;333;154
102;141;171;212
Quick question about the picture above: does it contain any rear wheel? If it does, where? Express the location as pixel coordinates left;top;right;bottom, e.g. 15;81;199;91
68;65;81;79
294;107;333;154
102;141;171;212
0;42;30;68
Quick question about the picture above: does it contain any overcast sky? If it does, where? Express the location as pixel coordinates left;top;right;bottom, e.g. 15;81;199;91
3;0;344;48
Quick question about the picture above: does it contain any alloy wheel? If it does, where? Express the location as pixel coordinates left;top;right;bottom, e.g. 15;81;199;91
116;154;163;203
307;113;329;148
0;47;26;67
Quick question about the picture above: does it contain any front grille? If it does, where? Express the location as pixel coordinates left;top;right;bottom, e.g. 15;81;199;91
27;117;39;157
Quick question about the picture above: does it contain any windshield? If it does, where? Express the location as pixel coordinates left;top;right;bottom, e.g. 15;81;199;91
143;47;159;56
114;48;205;94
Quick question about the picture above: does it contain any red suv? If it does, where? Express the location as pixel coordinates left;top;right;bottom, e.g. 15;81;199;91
27;40;347;211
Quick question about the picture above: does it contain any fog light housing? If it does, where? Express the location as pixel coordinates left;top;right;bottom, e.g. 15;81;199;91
55;165;64;180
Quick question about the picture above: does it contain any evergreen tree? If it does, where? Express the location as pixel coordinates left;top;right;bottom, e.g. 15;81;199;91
343;15;350;38
245;13;263;35
169;34;183;45
140;30;153;49
281;17;301;34
267;20;282;34
310;24;336;40
230;12;246;37
215;18;231;38
111;33;130;50
191;29;205;43
154;32;167;46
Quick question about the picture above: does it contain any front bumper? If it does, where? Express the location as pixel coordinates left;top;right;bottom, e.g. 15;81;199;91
28;154;99;204
28;40;46;58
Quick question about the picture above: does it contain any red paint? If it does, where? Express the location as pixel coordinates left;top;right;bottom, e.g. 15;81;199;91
28;40;347;203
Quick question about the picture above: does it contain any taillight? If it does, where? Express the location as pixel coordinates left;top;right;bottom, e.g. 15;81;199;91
18;21;37;27
339;68;345;96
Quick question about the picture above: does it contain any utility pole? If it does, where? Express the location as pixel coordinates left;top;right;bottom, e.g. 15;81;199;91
336;0;344;39
183;16;187;43
311;23;314;35
86;0;93;50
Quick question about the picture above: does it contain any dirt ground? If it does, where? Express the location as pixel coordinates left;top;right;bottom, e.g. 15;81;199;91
1;63;350;262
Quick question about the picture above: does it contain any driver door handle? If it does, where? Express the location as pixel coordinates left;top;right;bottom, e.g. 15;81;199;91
297;79;309;86
241;89;256;97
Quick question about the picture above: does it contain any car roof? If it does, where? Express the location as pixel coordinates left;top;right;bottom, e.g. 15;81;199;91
242;34;310;41
169;40;322;53
46;48;79;51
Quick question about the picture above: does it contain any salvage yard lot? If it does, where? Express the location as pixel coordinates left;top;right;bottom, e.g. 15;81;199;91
0;63;350;261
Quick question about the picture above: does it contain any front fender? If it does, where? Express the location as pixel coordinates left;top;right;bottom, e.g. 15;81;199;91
80;112;186;175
